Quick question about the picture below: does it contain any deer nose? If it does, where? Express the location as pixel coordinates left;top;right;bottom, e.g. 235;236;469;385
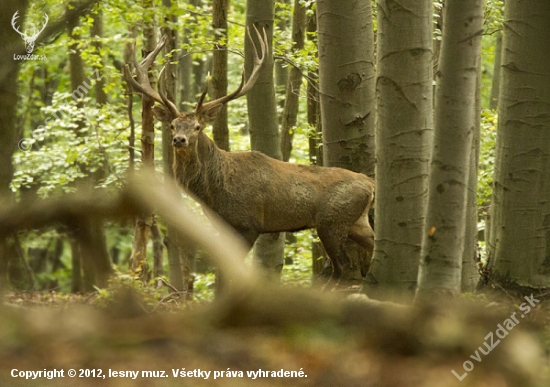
173;135;187;147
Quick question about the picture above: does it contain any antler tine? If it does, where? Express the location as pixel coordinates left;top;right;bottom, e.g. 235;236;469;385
158;66;181;117
195;74;211;113
124;36;172;108
198;25;268;113
236;24;268;97
141;35;167;70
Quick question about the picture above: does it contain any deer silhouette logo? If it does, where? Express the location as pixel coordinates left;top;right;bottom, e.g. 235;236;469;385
12;10;49;54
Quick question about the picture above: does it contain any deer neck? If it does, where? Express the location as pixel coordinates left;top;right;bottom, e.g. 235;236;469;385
173;131;227;207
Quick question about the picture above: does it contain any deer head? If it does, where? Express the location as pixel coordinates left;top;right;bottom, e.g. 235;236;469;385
12;11;49;53
125;26;268;151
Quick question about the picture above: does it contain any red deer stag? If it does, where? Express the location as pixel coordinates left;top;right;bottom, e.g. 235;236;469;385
125;27;375;284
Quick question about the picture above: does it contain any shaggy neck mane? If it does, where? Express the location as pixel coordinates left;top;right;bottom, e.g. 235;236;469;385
173;131;228;208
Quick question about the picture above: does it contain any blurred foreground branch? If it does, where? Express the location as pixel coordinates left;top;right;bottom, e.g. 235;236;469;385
0;173;254;292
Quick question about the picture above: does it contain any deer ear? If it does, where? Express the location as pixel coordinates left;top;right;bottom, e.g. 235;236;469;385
152;106;173;123
199;105;224;124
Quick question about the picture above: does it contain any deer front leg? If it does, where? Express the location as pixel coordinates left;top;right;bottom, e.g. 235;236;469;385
216;228;259;294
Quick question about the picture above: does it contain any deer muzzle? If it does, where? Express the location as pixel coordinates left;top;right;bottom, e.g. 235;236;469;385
173;135;188;148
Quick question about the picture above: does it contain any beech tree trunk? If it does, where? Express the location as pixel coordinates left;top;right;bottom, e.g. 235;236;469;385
316;0;375;284
274;0;290;104
280;0;307;162
130;0;158;274
462;69;482;292
178;0;200;111
487;0;550;290
211;0;230;151
161;0;195;292
305;8;328;281
246;0;285;279
489;32;502;110
365;0;433;301
416;0;483;302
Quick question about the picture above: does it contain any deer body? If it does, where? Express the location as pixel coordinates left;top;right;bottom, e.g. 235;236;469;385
173;129;375;278
125;27;375;281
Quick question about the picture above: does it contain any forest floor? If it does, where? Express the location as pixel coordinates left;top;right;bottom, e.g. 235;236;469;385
0;285;549;387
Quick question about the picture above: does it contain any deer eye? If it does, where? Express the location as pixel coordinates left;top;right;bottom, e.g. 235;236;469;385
195;124;201;131
170;124;175;130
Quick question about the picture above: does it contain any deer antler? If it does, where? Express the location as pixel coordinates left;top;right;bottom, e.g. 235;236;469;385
196;25;268;114
124;35;180;117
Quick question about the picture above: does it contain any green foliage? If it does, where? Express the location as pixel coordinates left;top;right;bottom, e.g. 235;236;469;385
12;95;129;197
193;273;216;302
484;0;504;34
478;109;498;214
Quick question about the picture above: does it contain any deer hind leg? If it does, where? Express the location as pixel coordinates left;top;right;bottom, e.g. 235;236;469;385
317;226;351;285
348;207;374;256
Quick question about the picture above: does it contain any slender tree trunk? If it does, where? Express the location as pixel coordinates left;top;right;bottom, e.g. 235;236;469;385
489;32;502;110
365;0;433;301
161;0;192;291
274;0;290;107
246;0;285;279
178;0;200;111
487;0;550;290
305;8;327;281
91;7;108;105
125;27;138;172
306;9;321;168
280;0;307;162
316;0;375;284
193;57;206;97
90;5;112;288
211;0;230;151
462;69;482;292
151;218;164;278
68;3;112;291
130;0;158;273
5;237;34;290
69;237;83;292
0;0;29;291
161;0;181;287
415;0;484;302
77;218;111;290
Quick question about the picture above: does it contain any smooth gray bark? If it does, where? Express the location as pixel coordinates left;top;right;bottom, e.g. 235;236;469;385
416;0;484;301
487;0;550;289
246;0;285;278
316;0;375;284
365;0;433;301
